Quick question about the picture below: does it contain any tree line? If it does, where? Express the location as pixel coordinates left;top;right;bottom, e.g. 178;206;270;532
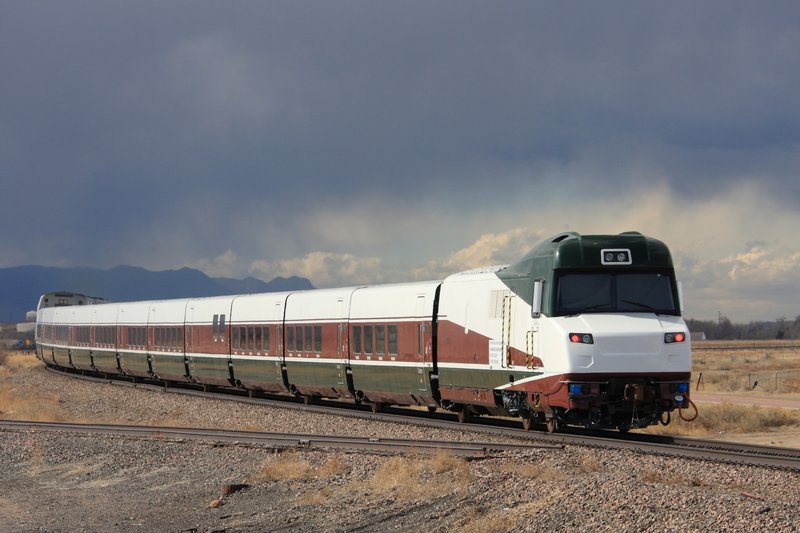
685;315;800;340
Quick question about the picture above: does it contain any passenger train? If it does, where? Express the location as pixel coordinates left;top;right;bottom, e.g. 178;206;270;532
35;231;693;432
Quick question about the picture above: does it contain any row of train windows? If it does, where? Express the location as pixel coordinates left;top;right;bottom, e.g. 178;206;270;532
45;326;69;342
95;327;116;345
128;327;147;347
352;325;398;356
154;326;183;349
232;326;271;352
287;325;322;353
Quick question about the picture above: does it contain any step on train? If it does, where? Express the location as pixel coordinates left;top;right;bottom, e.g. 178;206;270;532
35;231;693;432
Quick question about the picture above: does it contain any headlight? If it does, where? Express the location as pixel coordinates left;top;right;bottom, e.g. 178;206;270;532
664;332;686;343
569;333;594;344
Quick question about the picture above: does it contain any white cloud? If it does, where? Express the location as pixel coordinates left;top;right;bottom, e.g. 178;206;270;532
249;252;387;287
187;250;240;278
412;227;545;280
187;181;800;322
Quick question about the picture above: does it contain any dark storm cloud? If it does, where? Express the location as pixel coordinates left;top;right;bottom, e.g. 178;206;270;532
2;1;799;268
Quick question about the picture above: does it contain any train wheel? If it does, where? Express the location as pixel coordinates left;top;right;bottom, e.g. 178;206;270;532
521;417;534;431
371;402;382;414
427;405;437;414
546;417;560;433
303;395;316;405
457;407;471;424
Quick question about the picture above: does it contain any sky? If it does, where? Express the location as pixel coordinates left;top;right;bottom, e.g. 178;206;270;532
2;1;799;323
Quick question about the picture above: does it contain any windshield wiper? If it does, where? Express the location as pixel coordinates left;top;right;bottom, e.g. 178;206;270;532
621;299;656;311
584;302;612;310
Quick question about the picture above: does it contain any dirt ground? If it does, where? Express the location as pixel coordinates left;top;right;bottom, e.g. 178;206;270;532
2;354;800;531
692;392;800;448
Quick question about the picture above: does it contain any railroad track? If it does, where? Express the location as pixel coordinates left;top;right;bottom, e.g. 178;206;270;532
41;366;800;470
0;419;561;457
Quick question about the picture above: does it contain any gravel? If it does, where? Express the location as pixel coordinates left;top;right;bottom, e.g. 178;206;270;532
1;362;799;532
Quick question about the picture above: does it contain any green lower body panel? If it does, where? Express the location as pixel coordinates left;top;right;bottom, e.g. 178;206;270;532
187;355;232;387
71;348;93;371
42;346;56;365
92;350;119;374
438;366;543;408
439;367;539;390
119;351;152;378
350;363;434;405
52;347;72;368
151;353;189;382
284;359;349;398
232;357;286;392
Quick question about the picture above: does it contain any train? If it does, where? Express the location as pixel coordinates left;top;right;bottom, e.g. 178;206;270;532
35;231;693;432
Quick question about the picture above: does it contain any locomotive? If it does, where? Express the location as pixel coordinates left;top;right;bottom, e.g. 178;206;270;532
35;231;692;432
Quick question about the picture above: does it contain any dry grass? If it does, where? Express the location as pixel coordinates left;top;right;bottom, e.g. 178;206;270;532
246;451;315;483
0;351;42;378
638;467;708;487
454;505;520;533
247;450;474;508
453;491;565;533
358;451;472;502
0;351;70;422
644;402;800;437
692;342;800;394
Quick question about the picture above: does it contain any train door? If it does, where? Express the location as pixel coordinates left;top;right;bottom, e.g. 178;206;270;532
418;322;432;392
337;323;348;388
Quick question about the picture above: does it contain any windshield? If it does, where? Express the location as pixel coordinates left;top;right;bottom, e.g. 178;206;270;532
554;270;678;316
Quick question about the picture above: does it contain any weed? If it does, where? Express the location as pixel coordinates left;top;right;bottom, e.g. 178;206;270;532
577;453;604;473
246;451;313;483
644;402;800;437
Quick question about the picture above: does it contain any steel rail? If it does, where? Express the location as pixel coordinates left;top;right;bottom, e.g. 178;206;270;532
0;420;560;458
44;366;800;470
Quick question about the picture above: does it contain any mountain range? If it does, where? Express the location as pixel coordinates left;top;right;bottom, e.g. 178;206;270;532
0;265;314;322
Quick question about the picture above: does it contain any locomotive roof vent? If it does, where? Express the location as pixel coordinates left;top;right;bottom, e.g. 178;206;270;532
601;248;632;265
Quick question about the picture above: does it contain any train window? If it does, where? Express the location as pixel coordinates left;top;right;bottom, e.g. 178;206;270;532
248;326;255;350
388;325;398;355
305;326;313;353
212;315;219;340
352;326;362;354
232;327;239;350
314;325;322;353
287;326;295;352
254;327;262;352
295;325;304;352
375;325;385;355
555;271;678;316
263;327;270;352
219;314;226;340
364;325;373;354
417;324;423;355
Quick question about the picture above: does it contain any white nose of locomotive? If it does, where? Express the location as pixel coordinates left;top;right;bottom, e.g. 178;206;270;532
558;314;689;373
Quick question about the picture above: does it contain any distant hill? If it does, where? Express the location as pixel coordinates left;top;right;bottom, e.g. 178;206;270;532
0;265;315;322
